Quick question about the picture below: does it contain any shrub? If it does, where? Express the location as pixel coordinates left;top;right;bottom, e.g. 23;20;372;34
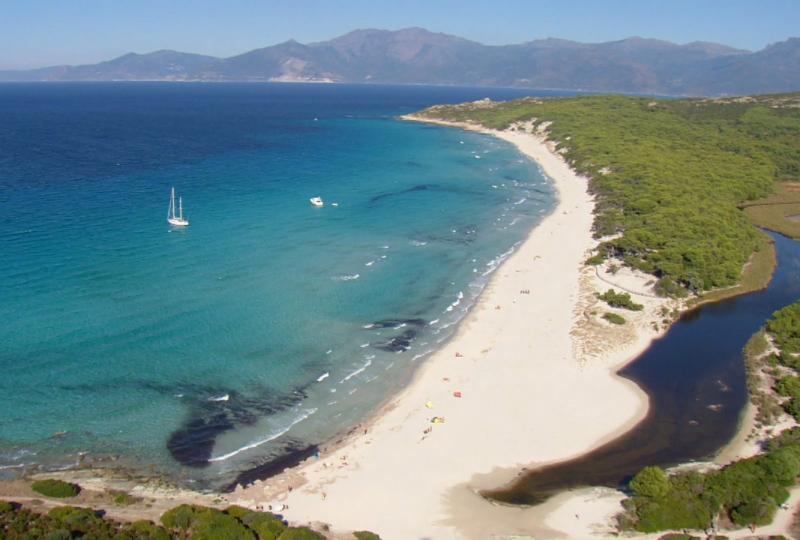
223;504;252;519
768;427;800;450
161;503;203;529
242;512;287;540
630;466;670;499
603;312;626;325
586;253;605;265
220;506;287;540
120;520;172;540
354;532;382;540
278;527;326;540
767;303;800;354
191;512;256;540
730;496;779;526
0;501;14;512
161;504;255;540
47;506;104;534
31;479;80;498
775;375;800;398
632;487;713;532
598;289;644;310
655;277;688;298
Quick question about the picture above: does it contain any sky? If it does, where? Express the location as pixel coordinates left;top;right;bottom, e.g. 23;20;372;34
1;0;798;70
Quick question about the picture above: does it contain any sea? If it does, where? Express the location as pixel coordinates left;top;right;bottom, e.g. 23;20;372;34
0;82;559;489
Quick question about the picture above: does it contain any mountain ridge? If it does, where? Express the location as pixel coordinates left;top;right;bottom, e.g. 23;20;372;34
1;28;797;96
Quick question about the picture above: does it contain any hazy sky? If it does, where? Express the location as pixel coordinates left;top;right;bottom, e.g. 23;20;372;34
1;0;798;69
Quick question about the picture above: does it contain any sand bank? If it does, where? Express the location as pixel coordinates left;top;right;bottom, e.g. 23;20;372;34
234;118;675;538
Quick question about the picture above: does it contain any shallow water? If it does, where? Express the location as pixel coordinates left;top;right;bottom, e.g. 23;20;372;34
489;231;800;505
0;82;561;488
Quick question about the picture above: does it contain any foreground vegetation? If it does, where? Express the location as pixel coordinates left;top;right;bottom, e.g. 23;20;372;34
620;430;800;533
414;93;800;297
0;499;379;539
620;301;800;534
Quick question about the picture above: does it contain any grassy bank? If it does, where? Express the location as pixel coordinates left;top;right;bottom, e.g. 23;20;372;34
743;182;800;240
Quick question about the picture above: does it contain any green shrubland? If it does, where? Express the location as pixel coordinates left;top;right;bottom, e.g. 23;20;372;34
414;93;800;296
767;302;800;355
0;498;379;539
621;433;800;532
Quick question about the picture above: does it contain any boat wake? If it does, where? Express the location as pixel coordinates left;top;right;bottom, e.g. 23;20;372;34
333;273;360;281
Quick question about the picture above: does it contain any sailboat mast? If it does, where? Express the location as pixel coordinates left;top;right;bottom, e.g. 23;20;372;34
170;187;175;219
179;197;183;219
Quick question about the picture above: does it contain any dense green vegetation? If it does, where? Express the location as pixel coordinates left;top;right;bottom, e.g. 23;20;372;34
598;289;644;310
415;93;800;296
602;312;626;325
767;302;800;356
620;428;800;532
30;479;80;498
621;300;800;534
0;500;380;539
0;503;171;539
765;302;800;422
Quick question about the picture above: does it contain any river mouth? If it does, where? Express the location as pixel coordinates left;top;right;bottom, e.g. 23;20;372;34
486;231;800;506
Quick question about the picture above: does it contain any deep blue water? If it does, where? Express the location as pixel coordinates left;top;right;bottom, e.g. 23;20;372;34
0;82;560;488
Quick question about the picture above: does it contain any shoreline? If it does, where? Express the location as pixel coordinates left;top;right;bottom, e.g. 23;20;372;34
3;114;785;538
230;116;669;538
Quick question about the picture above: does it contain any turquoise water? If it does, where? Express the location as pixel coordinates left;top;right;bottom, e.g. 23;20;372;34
0;83;556;488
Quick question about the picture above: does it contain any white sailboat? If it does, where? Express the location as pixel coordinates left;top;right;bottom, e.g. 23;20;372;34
167;187;189;226
309;196;324;207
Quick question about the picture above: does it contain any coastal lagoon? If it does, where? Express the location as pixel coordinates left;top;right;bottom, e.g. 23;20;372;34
491;231;800;505
0;83;558;488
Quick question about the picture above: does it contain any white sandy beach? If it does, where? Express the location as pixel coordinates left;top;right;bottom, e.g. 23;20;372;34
10;115;798;539
233;119;673;538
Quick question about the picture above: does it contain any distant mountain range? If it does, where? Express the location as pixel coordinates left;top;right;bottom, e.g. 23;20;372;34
2;28;799;96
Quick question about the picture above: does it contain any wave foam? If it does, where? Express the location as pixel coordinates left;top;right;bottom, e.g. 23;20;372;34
340;358;373;383
208;408;318;462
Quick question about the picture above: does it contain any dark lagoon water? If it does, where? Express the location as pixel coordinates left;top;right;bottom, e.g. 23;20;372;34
490;231;800;505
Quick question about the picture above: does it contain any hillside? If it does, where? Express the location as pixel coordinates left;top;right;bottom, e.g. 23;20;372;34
1;28;799;95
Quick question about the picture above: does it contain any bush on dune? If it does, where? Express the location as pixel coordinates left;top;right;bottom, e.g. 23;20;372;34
31;479;80;498
598;289;644;311
277;527;327;540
